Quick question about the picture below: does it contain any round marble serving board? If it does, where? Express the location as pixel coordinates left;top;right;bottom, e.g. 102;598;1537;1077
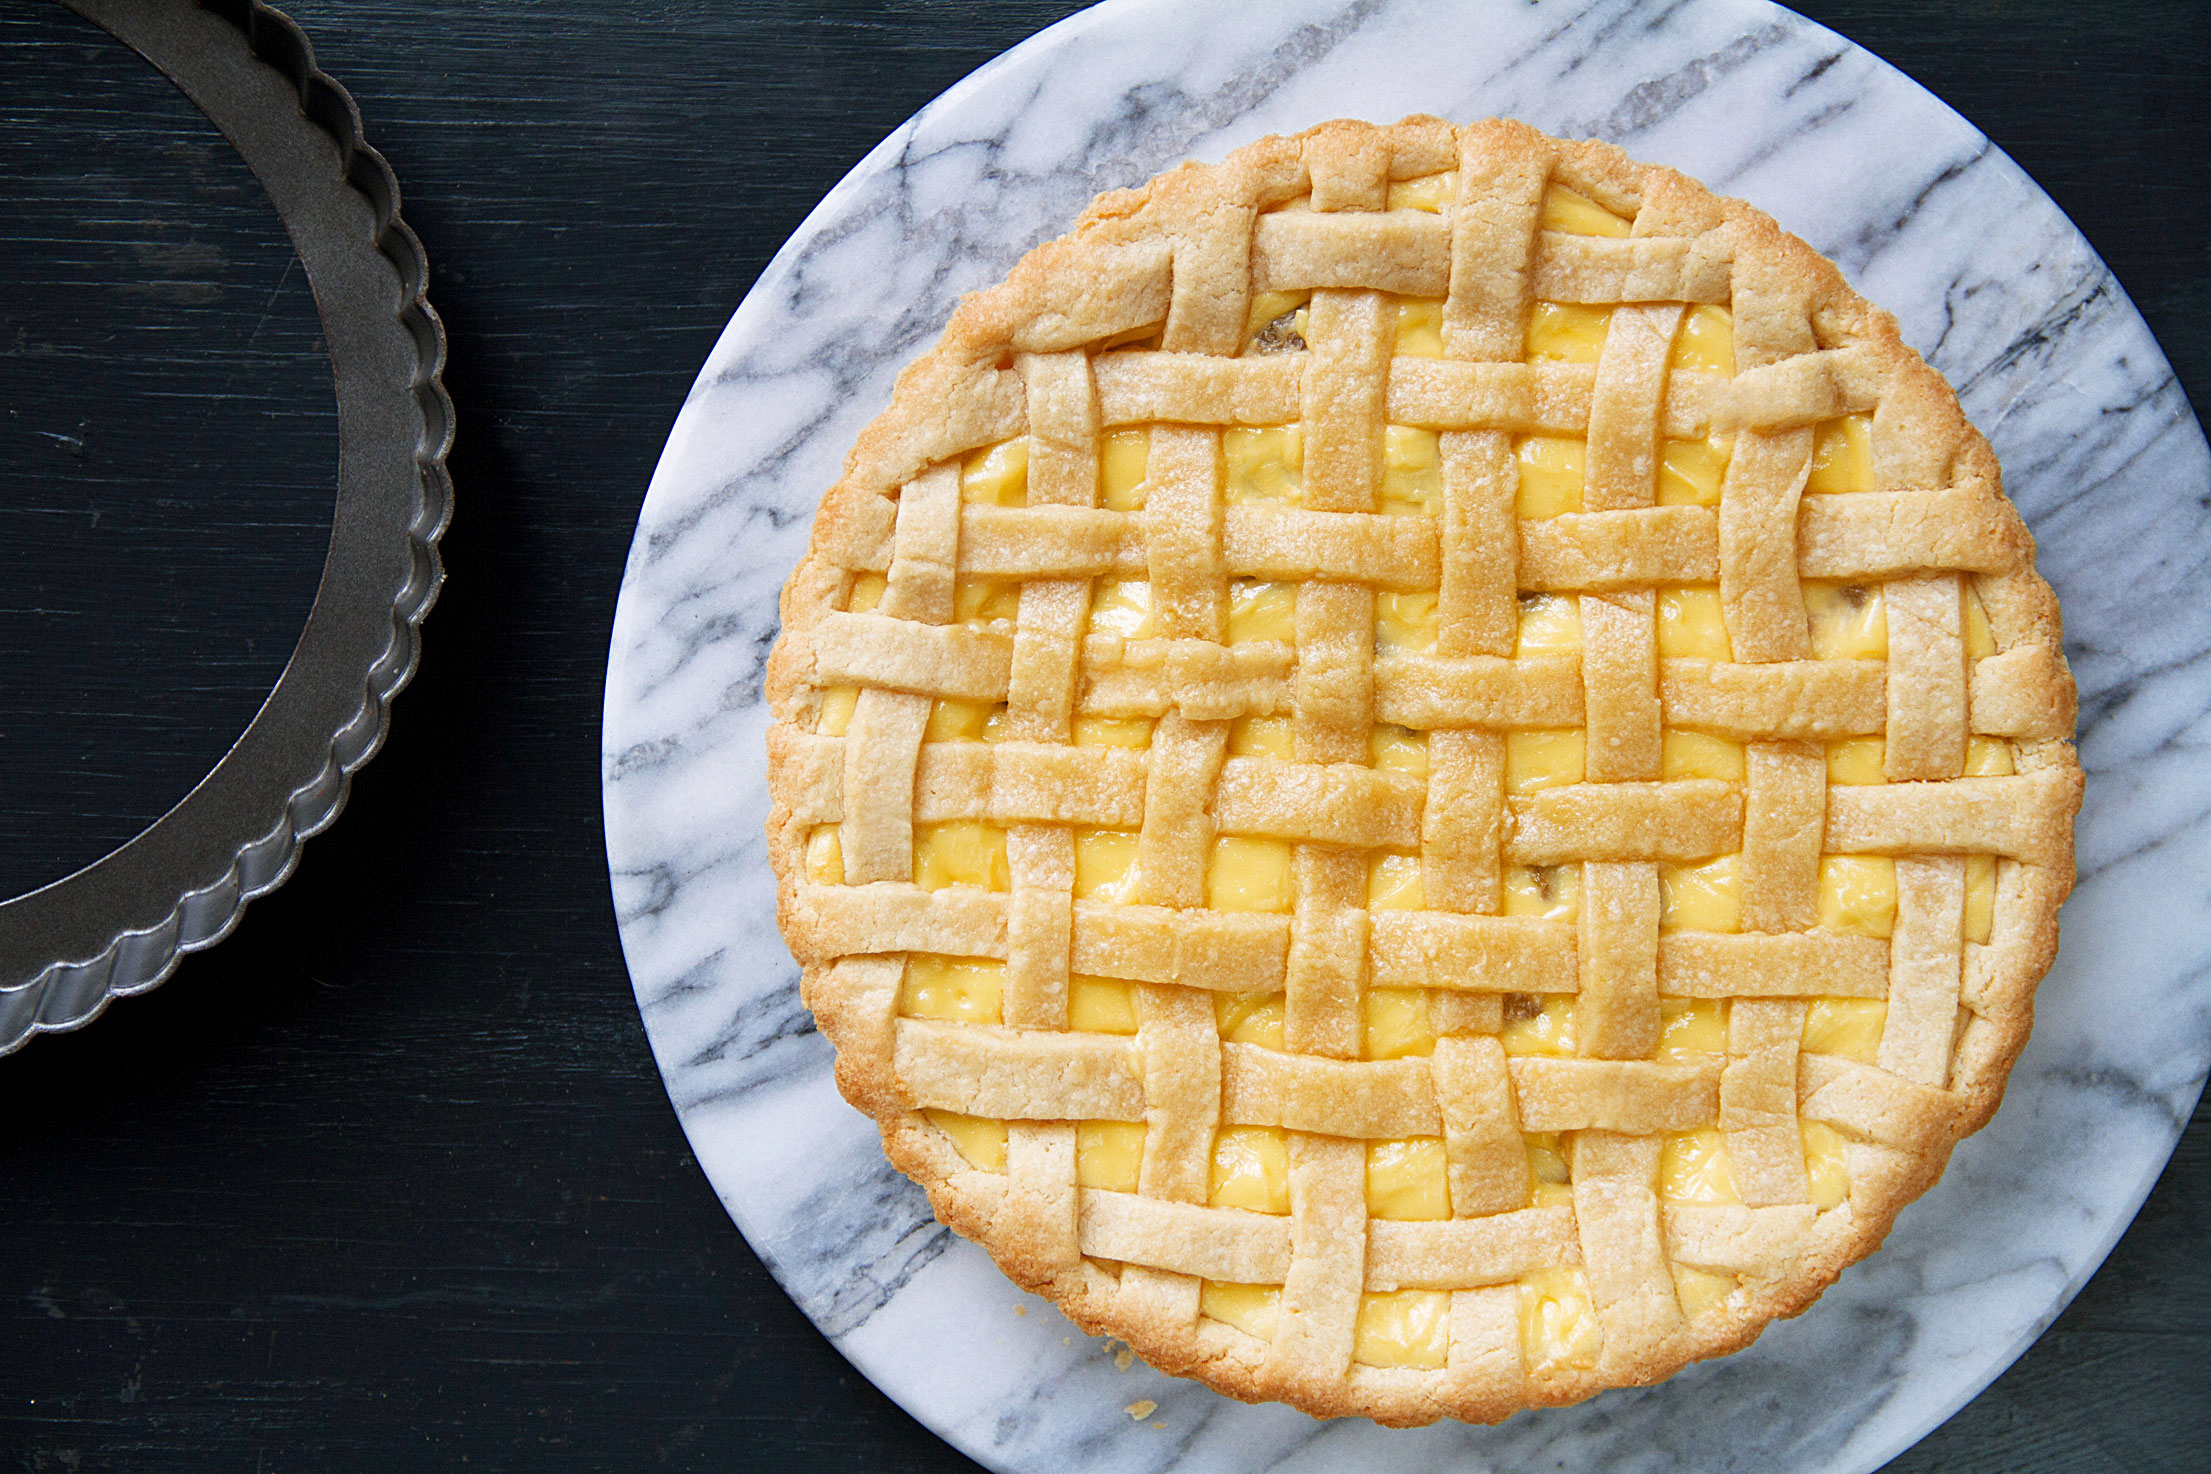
603;1;2211;1468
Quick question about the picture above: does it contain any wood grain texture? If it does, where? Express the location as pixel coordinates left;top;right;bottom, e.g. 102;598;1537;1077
0;1;2202;1470
0;5;333;900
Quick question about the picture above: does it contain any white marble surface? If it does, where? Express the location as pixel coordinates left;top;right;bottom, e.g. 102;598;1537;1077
602;1;2211;1468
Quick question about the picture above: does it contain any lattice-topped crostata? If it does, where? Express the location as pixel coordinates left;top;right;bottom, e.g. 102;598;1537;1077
765;117;2080;1424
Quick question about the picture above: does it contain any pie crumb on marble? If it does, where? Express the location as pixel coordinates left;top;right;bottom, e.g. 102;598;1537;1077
764;116;2081;1425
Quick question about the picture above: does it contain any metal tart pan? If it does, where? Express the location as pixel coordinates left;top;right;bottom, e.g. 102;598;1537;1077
0;0;452;1055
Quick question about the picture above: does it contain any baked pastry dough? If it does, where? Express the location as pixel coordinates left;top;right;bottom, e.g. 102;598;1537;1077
765;117;2080;1424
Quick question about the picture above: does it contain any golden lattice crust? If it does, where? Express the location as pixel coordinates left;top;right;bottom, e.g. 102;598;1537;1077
763;118;2081;1425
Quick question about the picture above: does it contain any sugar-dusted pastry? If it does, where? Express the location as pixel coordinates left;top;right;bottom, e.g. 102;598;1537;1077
764;117;2080;1425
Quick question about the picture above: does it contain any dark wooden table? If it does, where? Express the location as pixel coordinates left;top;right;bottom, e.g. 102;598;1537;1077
1;2;2203;1468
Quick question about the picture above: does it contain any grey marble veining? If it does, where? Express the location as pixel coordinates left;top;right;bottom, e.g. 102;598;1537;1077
602;1;2211;1468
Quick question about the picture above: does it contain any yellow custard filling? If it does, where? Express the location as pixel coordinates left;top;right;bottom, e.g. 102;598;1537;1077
1207;836;1294;912
1076;1120;1146;1192
816;684;859;736
1804;414;1873;495
1804;997;1887;1063
1394;296;1446;358
1389;171;1458;214
1659;434;1733;506
1526;303;1613;364
1656;585;1731;661
1520;1268;1603;1372
1819;856;1898;938
803;824;845;885
1506;729;1586;794
1230;714;1296;759
1370;724;1430;773
926;1110;1007;1172
1210;1126;1290;1213
1965;854;1998;944
1517;592;1583;653
1544;182;1632;237
846;571;887;612
912;820;1008;892
1674;1268;1739;1320
1215;991;1286;1049
1367;1137;1451;1219
1660;1128;1741;1204
1088;578;1156;639
926;698;1005;742
1658;855;1741;932
1243;290;1310;355
953;574;1022;626
1966;735;2016;777
1526;1132;1572;1196
1071;828;1143;901
961;437;1028;505
1070;975;1139;1035
1501;863;1580;921
1364;988;1438;1060
1224;425;1304;503
1670;303;1736;375
1368;851;1425;911
1827;737;1888;786
1658;997;1727;1059
1516;435;1586;516
1804;582;1887;660
1355;1288;1451;1368
1073;715;1154;749
1803;1121;1852;1209
1382;425;1441;513
1663;731;1746;782
1500;995;1578;1056
1100;426;1150;509
1230;579;1299;644
1376;589;1440;652
1200;1280;1283;1342
900;955;1003;1024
